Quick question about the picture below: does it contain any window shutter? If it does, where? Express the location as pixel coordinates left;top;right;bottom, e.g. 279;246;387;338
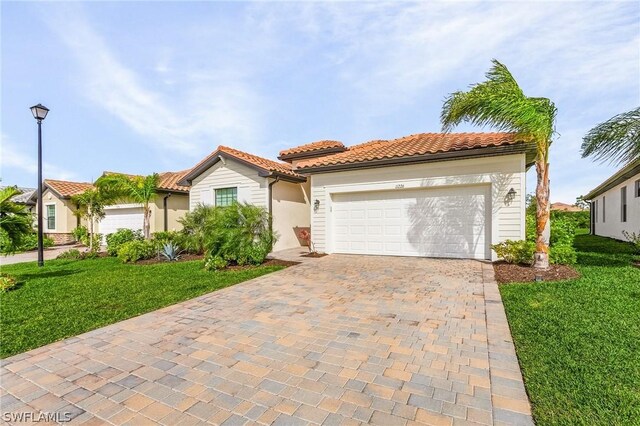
200;188;213;206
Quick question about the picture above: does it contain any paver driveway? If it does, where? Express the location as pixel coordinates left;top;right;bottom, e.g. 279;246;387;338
1;255;532;425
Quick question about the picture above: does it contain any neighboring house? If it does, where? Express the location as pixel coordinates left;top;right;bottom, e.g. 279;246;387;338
294;132;533;260
1;186;36;213
551;202;585;212
178;146;310;252
98;171;191;237
32;179;94;245
585;159;640;240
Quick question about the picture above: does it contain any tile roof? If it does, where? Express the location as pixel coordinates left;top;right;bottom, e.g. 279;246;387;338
294;132;523;170
183;146;305;183
551;202;584;212
279;140;345;158
0;186;36;204
44;179;94;198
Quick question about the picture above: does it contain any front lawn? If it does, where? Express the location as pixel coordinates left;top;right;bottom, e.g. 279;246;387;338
0;257;285;358
500;234;640;425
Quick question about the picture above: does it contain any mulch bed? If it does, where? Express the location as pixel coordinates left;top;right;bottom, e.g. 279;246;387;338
494;261;580;284
301;252;327;258
632;261;640;269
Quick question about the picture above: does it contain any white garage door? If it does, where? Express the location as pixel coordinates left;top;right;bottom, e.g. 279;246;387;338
99;207;144;238
332;185;490;259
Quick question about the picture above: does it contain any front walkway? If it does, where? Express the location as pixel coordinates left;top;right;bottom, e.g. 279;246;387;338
0;255;532;425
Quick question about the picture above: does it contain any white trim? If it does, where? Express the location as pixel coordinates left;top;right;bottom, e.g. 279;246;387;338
104;203;144;210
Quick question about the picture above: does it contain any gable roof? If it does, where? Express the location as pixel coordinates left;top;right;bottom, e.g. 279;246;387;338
180;146;306;185
43;179;95;199
278;140;346;160
584;158;640;200
294;132;527;172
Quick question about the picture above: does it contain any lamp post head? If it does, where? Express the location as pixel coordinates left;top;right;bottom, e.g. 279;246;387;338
30;104;49;122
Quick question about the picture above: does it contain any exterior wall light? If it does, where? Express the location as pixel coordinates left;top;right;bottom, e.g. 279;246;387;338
505;187;517;205
314;199;320;212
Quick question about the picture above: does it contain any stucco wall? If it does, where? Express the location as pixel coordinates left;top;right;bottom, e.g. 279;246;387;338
272;180;310;251
189;160;268;209
151;193;190;233
309;153;526;260
592;173;640;240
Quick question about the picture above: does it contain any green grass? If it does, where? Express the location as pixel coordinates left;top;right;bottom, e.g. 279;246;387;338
0;257;284;358
500;234;640;425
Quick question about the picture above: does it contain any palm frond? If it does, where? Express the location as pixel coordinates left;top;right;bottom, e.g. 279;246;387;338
0;186;34;251
581;107;640;165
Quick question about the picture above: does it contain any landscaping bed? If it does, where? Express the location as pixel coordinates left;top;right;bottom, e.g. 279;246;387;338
494;261;580;284
500;234;640;424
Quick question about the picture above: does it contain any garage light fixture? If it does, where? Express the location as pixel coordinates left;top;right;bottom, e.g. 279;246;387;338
314;199;320;212
505;187;517;205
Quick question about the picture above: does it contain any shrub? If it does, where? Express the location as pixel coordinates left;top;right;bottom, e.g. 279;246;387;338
549;244;577;265
117;240;155;263
72;226;88;243
492;240;536;265
550;216;576;246
0;231;54;254
203;202;275;266
106;229;143;256
204;255;227;271
56;249;83;260
622;230;640;254
178;205;220;254
0;273;17;293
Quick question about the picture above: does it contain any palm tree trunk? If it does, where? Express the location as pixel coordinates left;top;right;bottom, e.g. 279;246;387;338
89;213;94;251
534;160;550;269
143;203;151;240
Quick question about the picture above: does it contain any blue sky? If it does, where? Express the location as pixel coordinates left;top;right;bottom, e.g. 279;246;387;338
2;1;638;202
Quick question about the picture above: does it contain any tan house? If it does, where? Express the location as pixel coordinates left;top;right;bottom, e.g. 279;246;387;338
34;180;94;244
181;132;532;260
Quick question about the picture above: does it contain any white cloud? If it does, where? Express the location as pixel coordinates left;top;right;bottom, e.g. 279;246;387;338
1;134;81;183
41;4;266;158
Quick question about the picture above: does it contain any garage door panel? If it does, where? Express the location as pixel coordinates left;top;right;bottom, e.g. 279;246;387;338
100;207;144;239
331;186;489;259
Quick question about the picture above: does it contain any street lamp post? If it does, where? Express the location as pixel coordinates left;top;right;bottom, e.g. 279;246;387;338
30;104;49;267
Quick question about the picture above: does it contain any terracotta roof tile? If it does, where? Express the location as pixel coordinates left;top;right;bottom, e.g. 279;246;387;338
44;179;94;198
185;146;304;182
279;140;345;158
103;170;191;193
295;132;522;170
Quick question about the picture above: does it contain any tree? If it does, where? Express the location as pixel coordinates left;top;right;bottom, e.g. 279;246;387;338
441;59;557;269
72;189;109;251
96;173;159;239
575;196;589;210
0;187;34;254
581;107;640;165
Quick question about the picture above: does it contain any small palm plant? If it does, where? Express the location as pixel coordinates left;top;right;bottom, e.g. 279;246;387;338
0;187;33;254
96;173;159;239
441;59;557;269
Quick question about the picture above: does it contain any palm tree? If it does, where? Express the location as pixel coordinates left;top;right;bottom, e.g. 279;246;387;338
581;107;640;165
0;187;34;253
72;188;109;251
96;173;159;239
441;59;557;269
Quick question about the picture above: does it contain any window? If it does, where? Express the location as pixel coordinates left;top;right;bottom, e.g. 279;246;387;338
215;187;237;207
46;204;56;230
602;196;606;223
635;179;640;198
621;186;627;222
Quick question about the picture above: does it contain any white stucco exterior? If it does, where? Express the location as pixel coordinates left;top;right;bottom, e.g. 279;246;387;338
309;154;527;260
590;173;640;240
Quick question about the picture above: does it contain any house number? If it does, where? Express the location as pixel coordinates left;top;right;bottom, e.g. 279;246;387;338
395;184;405;189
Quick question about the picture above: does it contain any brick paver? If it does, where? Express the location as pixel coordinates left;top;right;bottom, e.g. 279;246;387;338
0;255;532;425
